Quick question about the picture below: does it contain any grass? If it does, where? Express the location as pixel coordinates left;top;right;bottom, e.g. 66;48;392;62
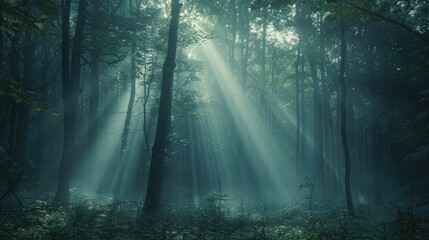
0;196;427;239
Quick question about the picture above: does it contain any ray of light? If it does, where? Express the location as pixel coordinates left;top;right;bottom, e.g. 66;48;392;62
186;41;299;206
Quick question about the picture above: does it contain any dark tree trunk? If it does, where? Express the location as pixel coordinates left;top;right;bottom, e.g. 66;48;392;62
15;31;35;175
115;38;137;196
308;52;325;202
339;20;354;215
34;38;51;199
54;0;88;204
143;0;181;214
260;6;267;106
319;26;336;199
8;35;19;161
54;0;72;205
229;0;236;64
88;0;101;157
372;102;384;206
299;55;307;177
239;0;250;88
295;39;302;175
89;50;100;154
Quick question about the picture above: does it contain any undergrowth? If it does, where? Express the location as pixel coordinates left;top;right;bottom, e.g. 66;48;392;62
0;197;427;239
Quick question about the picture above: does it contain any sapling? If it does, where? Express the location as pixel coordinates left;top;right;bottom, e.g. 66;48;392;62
298;176;314;215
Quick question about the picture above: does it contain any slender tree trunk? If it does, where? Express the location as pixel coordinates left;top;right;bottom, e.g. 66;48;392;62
120;44;136;158
143;52;158;159
295;6;302;173
299;56;306;177
295;39;301;176
89;50;100;154
88;0;101;157
340;20;354;215
34;38;50;199
7;35;20;159
54;0;88;204
372;101;384;206
15;31;35;176
261;6;267;105
239;0;250;88
143;0;181;214
319;26;336;198
229;0;236;64
308;52;325;202
115;38;137;196
54;0;72;205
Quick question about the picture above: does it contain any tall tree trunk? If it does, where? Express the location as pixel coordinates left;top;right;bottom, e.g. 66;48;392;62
295;39;302;176
89;50;100;154
372;101;384;206
239;0;250;88
261;6;267;102
88;0;101;157
34;38;51;199
8;34;20;156
308;52;325;202
7;35;20;193
54;0;72;205
229;0;236;64
299;56;306;177
54;0;88;204
339;20;354;215
15;31;35;176
115;37;137;196
143;0;181;214
319;26;336;198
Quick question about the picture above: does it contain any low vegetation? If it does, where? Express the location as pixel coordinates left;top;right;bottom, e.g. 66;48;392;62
1;195;427;240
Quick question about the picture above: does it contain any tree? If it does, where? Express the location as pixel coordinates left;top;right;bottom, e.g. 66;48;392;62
54;0;88;204
143;0;182;214
339;19;353;215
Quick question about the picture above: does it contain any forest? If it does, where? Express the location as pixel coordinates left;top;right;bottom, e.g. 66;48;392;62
0;0;428;239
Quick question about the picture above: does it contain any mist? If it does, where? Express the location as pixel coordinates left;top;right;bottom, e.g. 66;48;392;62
1;0;428;239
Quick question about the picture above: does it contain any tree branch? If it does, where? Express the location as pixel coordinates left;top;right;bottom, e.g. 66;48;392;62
340;1;429;45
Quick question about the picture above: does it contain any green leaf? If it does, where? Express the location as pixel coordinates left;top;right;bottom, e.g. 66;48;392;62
34;22;44;30
0;26;16;36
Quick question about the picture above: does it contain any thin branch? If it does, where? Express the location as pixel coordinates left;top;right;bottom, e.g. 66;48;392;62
340;1;429;45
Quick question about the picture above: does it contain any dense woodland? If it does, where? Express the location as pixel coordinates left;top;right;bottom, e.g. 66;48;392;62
0;0;428;239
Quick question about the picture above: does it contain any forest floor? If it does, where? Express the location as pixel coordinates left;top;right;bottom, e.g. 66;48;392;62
0;196;428;240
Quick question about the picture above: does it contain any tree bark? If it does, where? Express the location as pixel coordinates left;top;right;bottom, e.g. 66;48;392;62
295;38;301;176
34;37;51;199
143;0;181;214
8;35;19;161
88;0;101;157
308;52;325;202
115;36;137;196
54;0;88;204
229;0;236;64
339;20;354;215
89;50;100;154
15;31;35;176
239;0;250;88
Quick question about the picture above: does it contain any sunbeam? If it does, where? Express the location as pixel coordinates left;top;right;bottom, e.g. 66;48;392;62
183;41;299;206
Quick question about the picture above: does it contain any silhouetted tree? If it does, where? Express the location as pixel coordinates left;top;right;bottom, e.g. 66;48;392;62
143;0;181;213
54;0;88;204
339;19;353;215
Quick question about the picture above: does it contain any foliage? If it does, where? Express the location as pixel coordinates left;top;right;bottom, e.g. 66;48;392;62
0;75;55;114
0;0;58;36
298;177;314;214
1;197;428;239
